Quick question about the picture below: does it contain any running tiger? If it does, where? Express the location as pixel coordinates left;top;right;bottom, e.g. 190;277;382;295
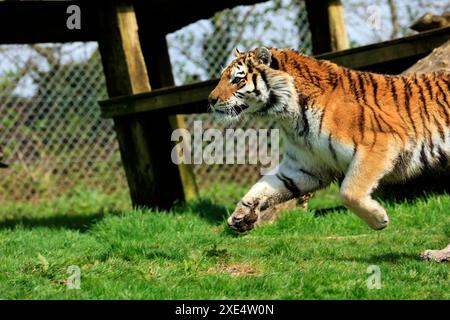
208;47;450;241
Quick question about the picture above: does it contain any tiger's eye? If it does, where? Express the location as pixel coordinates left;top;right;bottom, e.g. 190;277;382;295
231;77;244;85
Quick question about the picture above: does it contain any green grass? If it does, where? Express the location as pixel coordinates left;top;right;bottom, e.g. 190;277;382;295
0;184;448;299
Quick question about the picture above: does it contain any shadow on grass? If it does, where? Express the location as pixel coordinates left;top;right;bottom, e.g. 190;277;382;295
312;206;347;217
0;211;123;232
335;252;421;263
0;198;231;233
376;172;450;202
174;198;231;225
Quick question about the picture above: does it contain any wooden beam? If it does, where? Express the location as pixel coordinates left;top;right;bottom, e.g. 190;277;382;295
0;1;98;44
99;80;216;118
135;0;266;34
317;26;450;73
0;0;266;44
305;0;349;54
97;1;186;209
99;27;450;118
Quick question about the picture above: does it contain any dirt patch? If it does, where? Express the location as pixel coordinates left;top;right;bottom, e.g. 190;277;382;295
208;262;260;276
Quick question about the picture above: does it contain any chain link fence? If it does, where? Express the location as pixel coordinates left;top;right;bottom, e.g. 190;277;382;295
0;0;311;202
0;43;127;202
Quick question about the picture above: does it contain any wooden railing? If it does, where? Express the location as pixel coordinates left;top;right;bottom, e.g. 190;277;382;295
99;27;450;119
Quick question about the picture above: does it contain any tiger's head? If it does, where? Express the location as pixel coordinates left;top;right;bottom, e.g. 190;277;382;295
208;47;297;121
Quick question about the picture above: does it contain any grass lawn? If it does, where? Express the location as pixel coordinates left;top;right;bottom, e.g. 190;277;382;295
0;184;448;299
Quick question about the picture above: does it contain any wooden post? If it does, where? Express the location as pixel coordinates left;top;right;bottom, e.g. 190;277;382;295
133;11;199;200
327;0;349;51
305;0;349;54
96;1;190;209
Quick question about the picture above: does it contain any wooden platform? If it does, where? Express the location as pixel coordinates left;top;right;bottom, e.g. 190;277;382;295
0;0;266;44
99;27;450;118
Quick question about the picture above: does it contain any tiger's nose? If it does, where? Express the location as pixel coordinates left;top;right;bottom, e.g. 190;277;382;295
208;94;218;107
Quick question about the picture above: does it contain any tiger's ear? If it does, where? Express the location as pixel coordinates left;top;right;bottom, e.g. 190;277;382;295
234;48;241;57
255;47;272;66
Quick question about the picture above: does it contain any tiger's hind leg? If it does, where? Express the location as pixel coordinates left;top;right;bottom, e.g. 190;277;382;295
420;244;450;262
339;147;393;230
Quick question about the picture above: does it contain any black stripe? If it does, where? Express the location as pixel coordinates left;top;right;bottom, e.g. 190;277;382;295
414;76;430;122
436;97;450;127
276;173;301;197
303;63;320;87
270;56;280;70
303;63;315;84
422;74;434;100
370;128;378;151
437;147;448;169
252;73;257;88
420;144;432;171
364;115;377;150
442;76;450;91
298;102;310;137
375;112;392;132
299;168;316;179
326;67;339;90
259;91;278;113
422;76;439;145
237;81;246;90
357;72;368;105
368;73;381;108
359;107;366;141
376;112;405;142
299;168;324;187
257;69;277;113
260;69;269;87
372;112;383;131
241;201;252;208
435;80;450;109
328;134;338;162
282;51;289;62
278;52;288;71
414;76;434;149
344;69;358;99
292;59;304;78
360;93;394;139
318;109;326;136
401;77;418;136
433;77;450;131
418;104;433;152
251;73;260;95
389;77;400;113
358;81;392;131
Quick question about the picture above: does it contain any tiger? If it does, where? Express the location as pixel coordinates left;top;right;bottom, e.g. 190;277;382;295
208;47;450;261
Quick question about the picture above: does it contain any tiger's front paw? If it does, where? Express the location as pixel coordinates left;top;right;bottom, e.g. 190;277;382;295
227;200;260;233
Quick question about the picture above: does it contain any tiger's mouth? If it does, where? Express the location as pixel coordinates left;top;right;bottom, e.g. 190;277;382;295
213;104;249;118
